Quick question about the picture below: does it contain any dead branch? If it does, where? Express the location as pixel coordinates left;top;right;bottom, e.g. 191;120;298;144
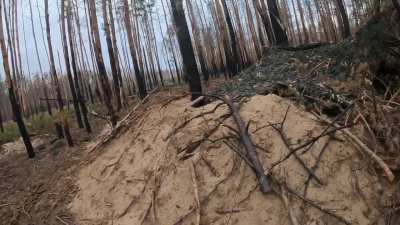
117;180;149;218
285;185;351;225
222;95;271;193
269;106;323;185
270;123;354;170
178;113;230;159
160;93;189;109
88;93;153;153
271;176;351;225
89;109;114;127
215;208;244;215
303;136;333;197
223;140;255;170
139;201;152;225
173;161;236;225
190;160;201;225
280;185;300;225
315;114;395;182
55;215;70;225
164;102;225;141
201;154;219;177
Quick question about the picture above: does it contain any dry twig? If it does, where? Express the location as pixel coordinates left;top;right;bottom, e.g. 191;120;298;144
190;160;201;225
315;114;395;182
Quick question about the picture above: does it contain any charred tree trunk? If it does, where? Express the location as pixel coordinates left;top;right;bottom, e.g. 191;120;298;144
45;0;64;110
102;0;122;110
267;0;289;45
170;0;202;101
66;0;91;133
0;0;35;158
87;0;117;126
108;0;126;105
60;0;84;129
336;0;351;38
123;0;147;99
220;0;240;74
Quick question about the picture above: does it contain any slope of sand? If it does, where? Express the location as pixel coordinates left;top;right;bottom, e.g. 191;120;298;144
70;94;381;225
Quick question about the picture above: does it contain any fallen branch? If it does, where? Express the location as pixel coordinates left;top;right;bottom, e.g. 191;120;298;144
303;136;333;197
222;95;271;193
271;177;351;225
286;185;351;225
315;114;395;182
88;92;154;153
280;185;300;225
215;208;244;215
270;123;354;170
190;160;201;225
269;106;323;185
164;102;225;141
178;113;230;159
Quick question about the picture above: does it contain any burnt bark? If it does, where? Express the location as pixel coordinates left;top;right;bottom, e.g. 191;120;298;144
220;0;241;74
267;0;289;45
170;0;203;101
87;0;117;126
102;0;122;110
66;0;91;133
0;0;35;158
45;0;64;110
123;0;148;99
60;0;84;129
336;0;351;38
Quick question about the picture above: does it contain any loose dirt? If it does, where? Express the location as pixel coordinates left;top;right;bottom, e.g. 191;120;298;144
71;93;383;225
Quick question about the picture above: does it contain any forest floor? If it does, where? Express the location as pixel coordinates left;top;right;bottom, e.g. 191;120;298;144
1;13;400;225
0;101;140;225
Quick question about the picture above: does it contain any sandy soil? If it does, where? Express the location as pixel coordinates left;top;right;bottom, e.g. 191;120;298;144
70;93;383;225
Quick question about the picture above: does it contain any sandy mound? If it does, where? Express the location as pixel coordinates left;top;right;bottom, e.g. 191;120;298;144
70;94;381;225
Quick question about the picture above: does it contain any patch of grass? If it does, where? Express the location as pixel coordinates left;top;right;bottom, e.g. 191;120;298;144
0;122;20;145
0;110;74;145
26;113;55;135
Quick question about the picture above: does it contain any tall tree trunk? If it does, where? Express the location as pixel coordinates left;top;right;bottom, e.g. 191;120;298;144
0;0;35;158
122;0;147;99
220;0;241;74
161;0;182;84
45;0;64;110
170;0;202;101
60;0;84;129
305;0;317;42
87;0;117;126
290;0;303;44
253;0;274;45
29;0;52;116
102;0;122;110
296;0;309;43
0;110;4;133
267;0;289;45
108;0;126;105
66;0;91;133
336;0;351;38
